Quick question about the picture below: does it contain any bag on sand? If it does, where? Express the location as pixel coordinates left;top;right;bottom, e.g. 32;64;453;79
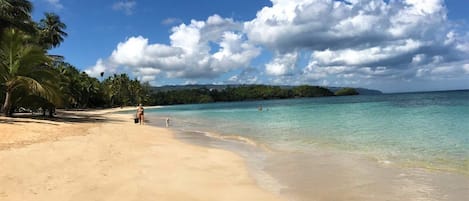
134;118;139;124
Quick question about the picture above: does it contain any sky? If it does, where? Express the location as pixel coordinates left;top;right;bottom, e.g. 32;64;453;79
31;0;469;93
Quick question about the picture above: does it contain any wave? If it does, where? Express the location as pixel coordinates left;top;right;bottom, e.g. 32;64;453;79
175;128;275;153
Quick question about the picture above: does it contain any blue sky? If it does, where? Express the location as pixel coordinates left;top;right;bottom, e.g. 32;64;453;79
32;0;469;92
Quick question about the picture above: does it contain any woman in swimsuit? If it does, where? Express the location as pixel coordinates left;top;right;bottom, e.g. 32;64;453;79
137;104;144;125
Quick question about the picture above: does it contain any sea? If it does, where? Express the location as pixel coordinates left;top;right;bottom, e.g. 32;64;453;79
125;90;469;200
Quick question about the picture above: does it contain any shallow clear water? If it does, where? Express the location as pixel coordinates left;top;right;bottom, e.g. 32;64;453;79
141;90;469;174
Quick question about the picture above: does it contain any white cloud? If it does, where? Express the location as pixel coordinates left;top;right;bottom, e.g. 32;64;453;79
415;60;469;80
228;74;258;84
403;0;444;15
44;0;63;10
464;64;469;74
134;67;161;82
211;32;260;72
227;67;260;84
245;0;448;51
162;18;183;25
85;59;109;78
86;15;260;82
412;54;426;65
311;39;422;67
112;1;136;15
87;0;469;91
265;52;298;76
244;0;468;88
137;67;161;75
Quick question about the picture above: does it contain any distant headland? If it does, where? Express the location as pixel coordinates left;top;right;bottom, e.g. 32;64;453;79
149;84;383;105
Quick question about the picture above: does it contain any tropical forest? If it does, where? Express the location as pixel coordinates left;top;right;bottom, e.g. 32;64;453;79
0;0;153;117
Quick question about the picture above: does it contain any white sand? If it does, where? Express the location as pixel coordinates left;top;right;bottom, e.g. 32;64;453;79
0;110;283;201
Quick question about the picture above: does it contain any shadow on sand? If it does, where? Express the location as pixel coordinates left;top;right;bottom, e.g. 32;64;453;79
0;109;125;125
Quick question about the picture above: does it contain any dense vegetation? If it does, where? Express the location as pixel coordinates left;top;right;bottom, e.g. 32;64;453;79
0;0;152;116
149;85;339;105
334;88;359;96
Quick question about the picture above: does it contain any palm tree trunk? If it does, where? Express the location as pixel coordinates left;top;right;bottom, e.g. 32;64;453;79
48;106;55;117
2;90;12;117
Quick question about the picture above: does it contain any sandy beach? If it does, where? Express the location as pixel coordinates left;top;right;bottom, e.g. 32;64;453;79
2;107;468;201
0;109;283;201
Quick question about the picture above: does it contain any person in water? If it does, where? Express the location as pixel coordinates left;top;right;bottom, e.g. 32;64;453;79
137;104;144;125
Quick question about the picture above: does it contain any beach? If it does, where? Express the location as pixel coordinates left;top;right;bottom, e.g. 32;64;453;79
0;109;283;201
2;0;469;200
1;93;469;201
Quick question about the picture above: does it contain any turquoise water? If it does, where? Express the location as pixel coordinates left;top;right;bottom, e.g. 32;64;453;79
143;90;469;174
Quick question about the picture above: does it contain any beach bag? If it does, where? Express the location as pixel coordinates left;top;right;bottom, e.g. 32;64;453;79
134;118;139;124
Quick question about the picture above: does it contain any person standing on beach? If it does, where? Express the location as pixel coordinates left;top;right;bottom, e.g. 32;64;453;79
165;117;170;127
137;104;144;125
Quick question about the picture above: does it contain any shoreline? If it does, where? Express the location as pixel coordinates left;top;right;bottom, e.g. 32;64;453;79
2;107;468;201
147;115;469;201
0;109;284;201
142;109;469;177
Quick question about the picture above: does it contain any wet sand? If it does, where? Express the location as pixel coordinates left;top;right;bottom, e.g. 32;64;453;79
168;125;469;201
264;150;469;201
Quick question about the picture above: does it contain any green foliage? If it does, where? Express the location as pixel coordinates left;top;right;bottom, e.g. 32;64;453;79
0;0;36;35
0;28;61;116
40;64;154;109
37;12;68;48
0;1;154;116
149;85;335;105
0;0;68;116
335;88;359;96
292;85;334;97
53;62;106;108
101;73;151;107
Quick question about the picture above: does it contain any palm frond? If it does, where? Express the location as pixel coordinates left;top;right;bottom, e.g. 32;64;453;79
7;75;62;106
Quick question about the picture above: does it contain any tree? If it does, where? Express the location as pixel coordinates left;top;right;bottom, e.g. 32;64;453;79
0;0;35;36
335;88;359;96
0;28;61;116
292;85;333;97
38;12;67;48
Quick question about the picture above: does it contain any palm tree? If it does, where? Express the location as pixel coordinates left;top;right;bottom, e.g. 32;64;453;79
0;0;35;36
38;12;67;49
0;28;61;116
128;79;140;105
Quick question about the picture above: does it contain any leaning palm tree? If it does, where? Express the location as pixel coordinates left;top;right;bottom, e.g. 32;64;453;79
38;12;67;49
0;28;61;116
0;0;36;36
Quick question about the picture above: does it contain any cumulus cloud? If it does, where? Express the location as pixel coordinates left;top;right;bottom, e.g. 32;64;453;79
86;15;260;82
311;39;422;67
265;52;298;76
134;67;161;82
87;0;469;91
85;59;110;78
416;60;469;79
112;1;136;15
243;0;468;88
245;0;447;51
